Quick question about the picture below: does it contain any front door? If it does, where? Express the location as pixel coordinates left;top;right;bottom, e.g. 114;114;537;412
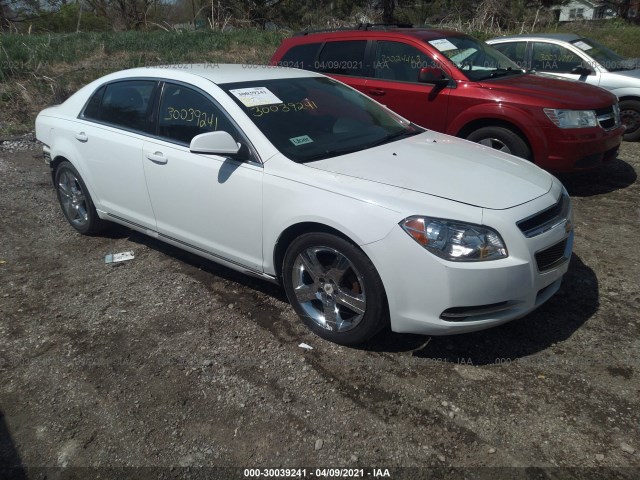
142;82;263;271
364;40;451;132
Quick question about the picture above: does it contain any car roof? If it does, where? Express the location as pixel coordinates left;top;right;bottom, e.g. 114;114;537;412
490;33;582;42
292;27;467;42
103;64;320;85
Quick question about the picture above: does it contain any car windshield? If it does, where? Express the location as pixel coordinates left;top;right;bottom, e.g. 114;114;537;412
569;37;633;71
427;35;524;81
220;76;422;163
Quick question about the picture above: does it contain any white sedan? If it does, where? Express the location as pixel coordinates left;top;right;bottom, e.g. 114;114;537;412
36;65;573;345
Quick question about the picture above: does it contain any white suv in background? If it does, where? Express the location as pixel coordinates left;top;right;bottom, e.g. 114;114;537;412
488;33;640;141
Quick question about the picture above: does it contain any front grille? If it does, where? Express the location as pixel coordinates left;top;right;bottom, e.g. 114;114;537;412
596;106;618;130
535;238;568;272
517;194;570;238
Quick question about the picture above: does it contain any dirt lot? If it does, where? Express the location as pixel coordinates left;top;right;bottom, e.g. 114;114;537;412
0;137;639;479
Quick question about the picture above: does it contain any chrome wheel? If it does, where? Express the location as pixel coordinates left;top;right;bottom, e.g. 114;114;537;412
478;137;511;154
58;169;89;228
291;246;366;333
54;161;106;235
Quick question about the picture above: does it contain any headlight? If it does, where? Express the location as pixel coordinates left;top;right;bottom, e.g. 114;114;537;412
400;216;508;261
544;108;597;128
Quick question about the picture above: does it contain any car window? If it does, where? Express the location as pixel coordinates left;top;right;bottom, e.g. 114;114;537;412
97;80;156;132
426;35;522;81
492;42;529;70
82;85;106;120
315;41;366;76
158;83;237;145
569;37;629;71
374;41;434;83
100;80;156;132
279;43;321;70
532;42;582;73
220;76;422;163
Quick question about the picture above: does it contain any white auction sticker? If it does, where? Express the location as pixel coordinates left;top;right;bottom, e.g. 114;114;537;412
429;39;459;52
229;87;283;107
573;41;593;51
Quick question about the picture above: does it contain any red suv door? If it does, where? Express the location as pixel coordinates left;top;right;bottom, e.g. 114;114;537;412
307;37;452;132
364;39;452;132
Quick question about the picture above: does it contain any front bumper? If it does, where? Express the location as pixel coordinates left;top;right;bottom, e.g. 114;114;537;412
363;187;573;336
538;124;624;173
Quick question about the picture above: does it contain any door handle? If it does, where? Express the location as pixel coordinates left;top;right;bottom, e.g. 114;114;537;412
75;132;88;142
146;152;168;165
368;89;386;96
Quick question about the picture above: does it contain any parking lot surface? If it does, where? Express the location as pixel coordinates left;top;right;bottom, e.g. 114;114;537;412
1;138;639;478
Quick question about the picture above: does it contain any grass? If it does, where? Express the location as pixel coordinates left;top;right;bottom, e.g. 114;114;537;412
0;21;638;136
0;29;286;135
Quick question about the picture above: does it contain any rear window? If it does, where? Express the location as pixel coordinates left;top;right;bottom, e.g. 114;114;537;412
315;41;366;76
278;43;321;70
82;80;156;133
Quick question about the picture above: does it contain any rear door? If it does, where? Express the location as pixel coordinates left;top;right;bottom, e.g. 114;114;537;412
74;79;159;230
314;39;370;94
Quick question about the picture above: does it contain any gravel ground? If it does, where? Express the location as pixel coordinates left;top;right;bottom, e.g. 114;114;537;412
0;135;639;480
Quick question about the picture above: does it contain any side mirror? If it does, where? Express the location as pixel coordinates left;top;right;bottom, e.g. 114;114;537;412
190;131;241;156
418;67;450;87
570;65;592;76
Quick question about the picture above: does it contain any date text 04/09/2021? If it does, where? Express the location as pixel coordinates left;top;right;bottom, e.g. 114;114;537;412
243;468;391;478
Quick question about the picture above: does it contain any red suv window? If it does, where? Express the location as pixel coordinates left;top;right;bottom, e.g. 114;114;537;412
316;40;367;76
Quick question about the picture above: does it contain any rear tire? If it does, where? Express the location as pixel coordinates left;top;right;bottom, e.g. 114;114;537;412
54;161;107;235
466;126;532;160
620;99;640;141
282;232;388;345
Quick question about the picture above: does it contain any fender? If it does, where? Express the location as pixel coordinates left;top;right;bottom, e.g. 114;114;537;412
446;102;548;162
261;178;402;275
610;87;640;100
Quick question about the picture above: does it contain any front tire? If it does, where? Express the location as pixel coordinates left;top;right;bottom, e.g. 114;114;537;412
282;232;388;345
466;126;532;160
54;161;107;235
620;99;640;141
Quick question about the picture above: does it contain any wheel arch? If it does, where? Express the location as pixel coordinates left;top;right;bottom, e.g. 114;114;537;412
273;222;358;280
618;95;640;103
455;118;534;157
50;154;70;184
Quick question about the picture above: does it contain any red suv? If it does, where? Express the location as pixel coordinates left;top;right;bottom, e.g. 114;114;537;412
271;25;624;172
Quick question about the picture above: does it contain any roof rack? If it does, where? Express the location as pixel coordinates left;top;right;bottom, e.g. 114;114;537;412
294;23;415;36
358;23;414;30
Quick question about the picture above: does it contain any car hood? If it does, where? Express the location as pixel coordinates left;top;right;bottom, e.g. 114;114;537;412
305;132;553;210
481;72;616;108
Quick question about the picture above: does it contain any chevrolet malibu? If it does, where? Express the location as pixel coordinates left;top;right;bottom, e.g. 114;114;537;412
36;65;574;345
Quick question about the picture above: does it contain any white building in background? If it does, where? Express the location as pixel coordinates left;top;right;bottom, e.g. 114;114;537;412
551;0;617;22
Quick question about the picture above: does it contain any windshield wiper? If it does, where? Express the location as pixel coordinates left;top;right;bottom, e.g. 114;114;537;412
299;145;370;163
487;67;522;79
365;129;421;149
298;130;420;163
